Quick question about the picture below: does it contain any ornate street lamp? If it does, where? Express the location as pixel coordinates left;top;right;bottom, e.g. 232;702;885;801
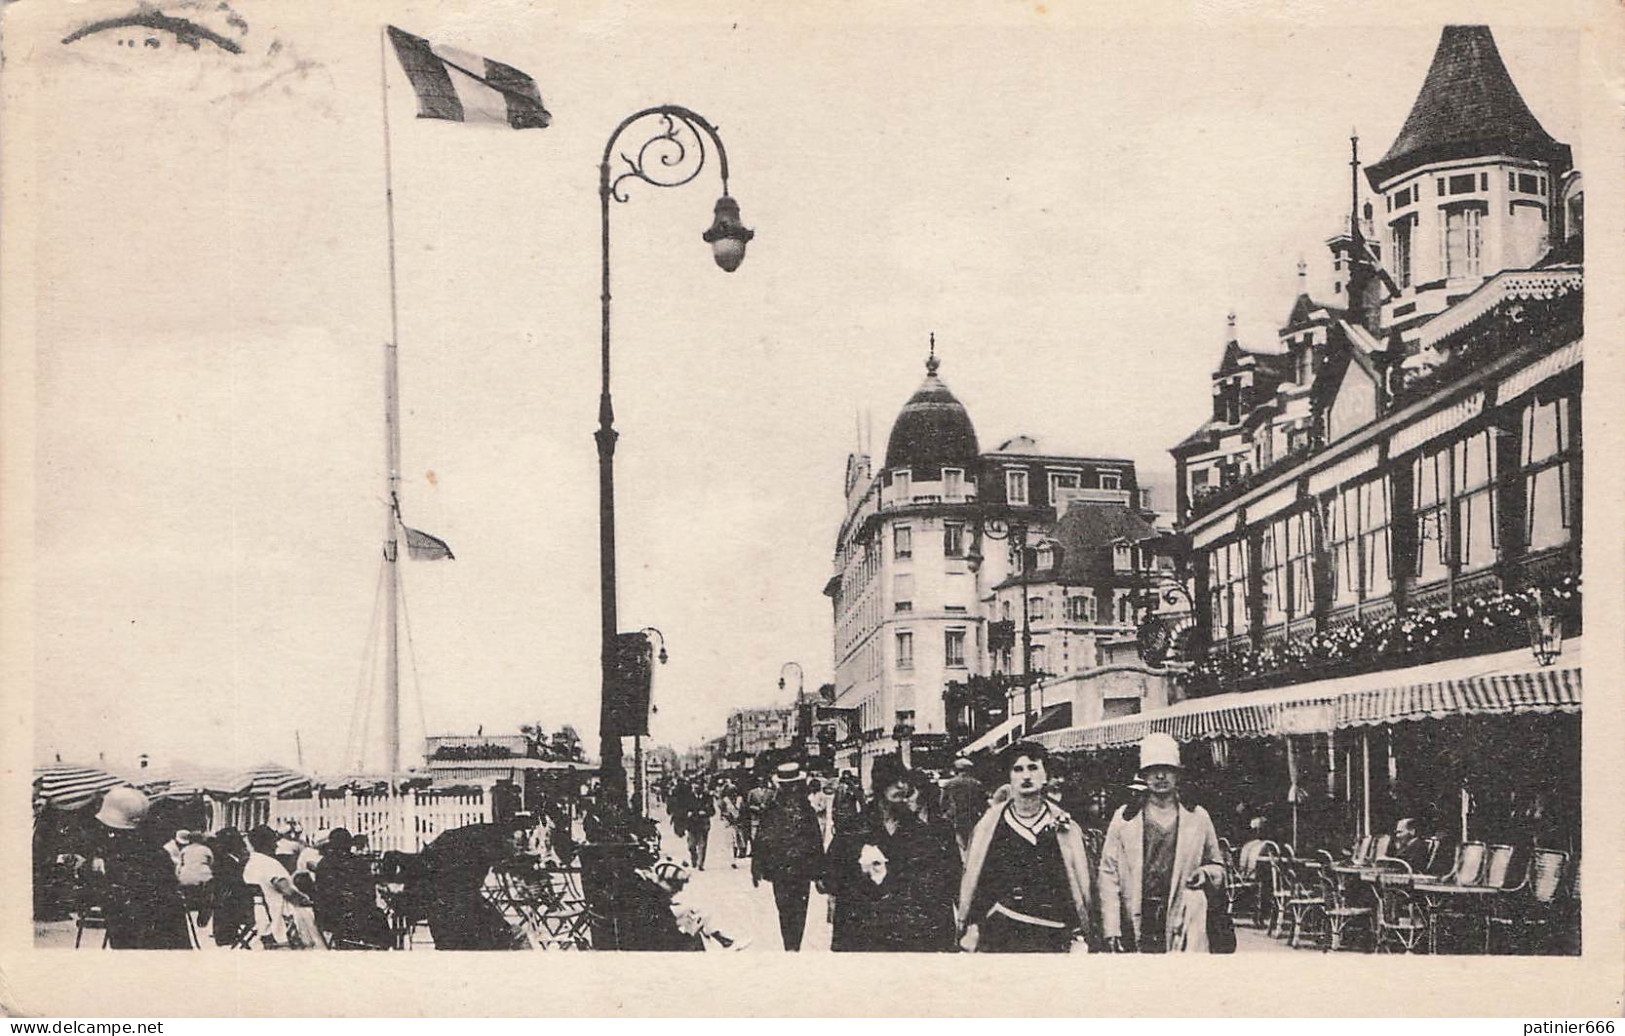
1133;572;1196;667
595;107;752;816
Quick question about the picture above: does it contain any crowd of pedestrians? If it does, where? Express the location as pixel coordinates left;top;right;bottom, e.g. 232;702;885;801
38;732;1252;954
652;732;1233;954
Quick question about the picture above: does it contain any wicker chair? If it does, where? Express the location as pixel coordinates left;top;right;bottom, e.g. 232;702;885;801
1421;836;1443;873
1419;840;1491;953
1371;834;1392;861
1224;839;1268;925
1350;835;1373;865
1484;844;1519;889
1267;845;1298;938
1487;848;1568;954
1280;852;1328;948
1371;859;1427;953
1320;856;1375;951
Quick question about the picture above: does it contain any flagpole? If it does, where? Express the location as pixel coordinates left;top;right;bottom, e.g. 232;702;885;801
380;26;403;779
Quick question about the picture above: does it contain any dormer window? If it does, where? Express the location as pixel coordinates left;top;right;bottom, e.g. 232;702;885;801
1113;541;1133;573
1035;545;1055;570
943;468;964;498
893;470;911;500
1099;472;1122;491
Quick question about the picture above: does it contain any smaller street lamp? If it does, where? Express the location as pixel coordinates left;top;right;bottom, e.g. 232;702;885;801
703;196;755;272
1527;599;1564;667
778;661;805;696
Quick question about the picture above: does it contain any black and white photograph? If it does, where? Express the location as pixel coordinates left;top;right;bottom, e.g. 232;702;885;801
2;0;1620;1018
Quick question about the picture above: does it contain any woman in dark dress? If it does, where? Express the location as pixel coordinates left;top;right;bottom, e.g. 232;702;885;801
206;827;255;947
957;741;1095;953
825;756;960;952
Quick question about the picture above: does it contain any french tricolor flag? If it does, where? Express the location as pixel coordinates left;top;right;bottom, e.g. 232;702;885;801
387;26;551;130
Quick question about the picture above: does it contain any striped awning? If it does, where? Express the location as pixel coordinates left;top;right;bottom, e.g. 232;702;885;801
957;712;1028;758
33;763;135;810
1338;665;1580;727
1038;644;1581;755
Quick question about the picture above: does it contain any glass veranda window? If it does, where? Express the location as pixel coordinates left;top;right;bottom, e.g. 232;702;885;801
1325;487;1359;607
1452;430;1498;573
1412;448;1450;585
1523;396;1572;552
1261;520;1288;625
1359;477;1392;599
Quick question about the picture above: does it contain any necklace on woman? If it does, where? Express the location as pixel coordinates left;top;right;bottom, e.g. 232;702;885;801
1010;799;1048;826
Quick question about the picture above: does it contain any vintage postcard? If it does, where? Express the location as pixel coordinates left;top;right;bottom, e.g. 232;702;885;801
2;0;1621;1017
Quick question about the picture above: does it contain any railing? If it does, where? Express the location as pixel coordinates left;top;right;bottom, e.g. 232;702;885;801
264;787;493;853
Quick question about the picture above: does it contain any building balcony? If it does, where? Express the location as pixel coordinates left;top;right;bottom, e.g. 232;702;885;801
1183;571;1579;697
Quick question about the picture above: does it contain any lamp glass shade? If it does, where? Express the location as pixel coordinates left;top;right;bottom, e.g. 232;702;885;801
711;236;746;272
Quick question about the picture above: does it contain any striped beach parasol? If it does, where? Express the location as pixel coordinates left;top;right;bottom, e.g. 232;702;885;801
33;762;135;810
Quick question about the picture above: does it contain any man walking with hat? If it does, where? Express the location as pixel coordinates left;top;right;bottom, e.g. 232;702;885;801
940;757;989;859
1098;733;1226;953
750;761;825;951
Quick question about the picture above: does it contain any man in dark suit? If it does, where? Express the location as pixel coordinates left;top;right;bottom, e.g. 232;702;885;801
1391;817;1433;873
751;762;824;950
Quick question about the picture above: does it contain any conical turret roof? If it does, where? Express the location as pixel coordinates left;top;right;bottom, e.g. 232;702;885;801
1367;26;1570;188
884;351;979;478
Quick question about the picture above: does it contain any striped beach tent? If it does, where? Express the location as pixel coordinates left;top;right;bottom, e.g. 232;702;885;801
33;763;134;810
236;762;314;798
141;768;253;801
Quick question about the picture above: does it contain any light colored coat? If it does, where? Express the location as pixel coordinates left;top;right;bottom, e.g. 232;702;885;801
1098;800;1226;952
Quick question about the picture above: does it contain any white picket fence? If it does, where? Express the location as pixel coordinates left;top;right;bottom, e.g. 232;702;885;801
260;787;493;853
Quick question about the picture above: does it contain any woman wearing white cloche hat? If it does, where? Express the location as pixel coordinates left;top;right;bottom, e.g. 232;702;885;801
1098;733;1228;953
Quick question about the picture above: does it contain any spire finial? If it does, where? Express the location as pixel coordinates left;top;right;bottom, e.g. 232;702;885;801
925;331;939;375
1297;256;1308;289
1226;310;1237;333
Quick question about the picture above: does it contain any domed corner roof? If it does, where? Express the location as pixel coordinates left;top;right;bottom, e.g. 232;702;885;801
884;353;980;477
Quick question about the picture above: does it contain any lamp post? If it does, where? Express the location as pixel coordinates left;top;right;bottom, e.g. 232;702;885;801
966;517;1046;733
595;107;753;815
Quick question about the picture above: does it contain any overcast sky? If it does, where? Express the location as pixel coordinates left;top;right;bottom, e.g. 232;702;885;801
16;1;1584;773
